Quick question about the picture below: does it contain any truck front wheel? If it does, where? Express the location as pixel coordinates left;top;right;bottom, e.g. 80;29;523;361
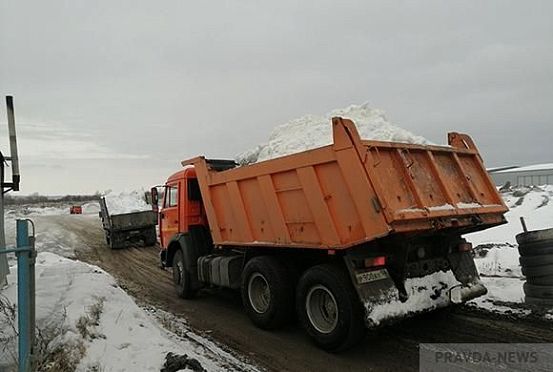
173;249;196;299
296;264;365;352
241;256;294;330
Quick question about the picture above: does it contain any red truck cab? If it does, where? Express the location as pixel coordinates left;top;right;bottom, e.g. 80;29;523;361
70;205;82;214
158;167;205;253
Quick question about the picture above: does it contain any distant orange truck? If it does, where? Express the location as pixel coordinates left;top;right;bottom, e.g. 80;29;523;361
153;118;508;351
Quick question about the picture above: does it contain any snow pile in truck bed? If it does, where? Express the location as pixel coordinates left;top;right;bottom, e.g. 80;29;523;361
103;190;151;215
236;103;431;165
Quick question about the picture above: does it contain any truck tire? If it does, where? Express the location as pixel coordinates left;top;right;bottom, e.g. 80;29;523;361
523;282;553;299
525;295;553;306
143;227;157;246
110;232;124;249
296;264;365;352
241;256;294;330
526;275;553;286
173;249;197;299
519;254;553;267
516;228;553;246
521;264;553;278
518;242;553;257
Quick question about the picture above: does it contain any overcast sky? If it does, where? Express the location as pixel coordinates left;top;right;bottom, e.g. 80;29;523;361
1;1;552;194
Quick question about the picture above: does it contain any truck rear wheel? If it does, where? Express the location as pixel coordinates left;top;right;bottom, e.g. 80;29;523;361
143;227;157;246
173;249;197;299
296;264;365;352
241;256;294;330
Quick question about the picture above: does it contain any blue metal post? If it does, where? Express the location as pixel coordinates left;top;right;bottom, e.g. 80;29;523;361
16;220;30;372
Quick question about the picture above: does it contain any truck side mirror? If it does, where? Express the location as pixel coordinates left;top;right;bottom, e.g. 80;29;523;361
151;187;159;212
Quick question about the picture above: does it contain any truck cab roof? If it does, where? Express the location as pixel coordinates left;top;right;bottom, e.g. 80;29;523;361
166;166;196;184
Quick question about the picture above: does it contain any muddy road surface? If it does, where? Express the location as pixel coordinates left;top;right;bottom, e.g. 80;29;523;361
34;215;553;372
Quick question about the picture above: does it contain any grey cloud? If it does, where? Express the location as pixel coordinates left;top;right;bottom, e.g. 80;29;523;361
1;0;552;194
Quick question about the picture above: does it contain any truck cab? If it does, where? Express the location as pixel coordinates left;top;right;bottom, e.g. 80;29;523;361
157;167;205;254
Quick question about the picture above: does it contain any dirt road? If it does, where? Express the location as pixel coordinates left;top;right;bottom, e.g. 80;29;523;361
35;215;553;372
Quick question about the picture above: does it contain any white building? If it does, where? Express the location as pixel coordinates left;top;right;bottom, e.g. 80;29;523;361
488;163;553;186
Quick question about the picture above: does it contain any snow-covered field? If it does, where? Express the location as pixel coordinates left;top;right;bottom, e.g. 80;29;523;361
465;185;553;317
1;254;252;371
0;195;256;372
236;103;431;165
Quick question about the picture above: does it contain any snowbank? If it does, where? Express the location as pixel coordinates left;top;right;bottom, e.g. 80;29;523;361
468;277;528;315
81;201;100;214
103;190;151;214
473;244;522;278
0;252;254;371
466;185;553;246
465;185;553;315
236;103;431;164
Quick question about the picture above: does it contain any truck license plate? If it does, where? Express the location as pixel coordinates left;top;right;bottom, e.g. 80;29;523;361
356;269;388;284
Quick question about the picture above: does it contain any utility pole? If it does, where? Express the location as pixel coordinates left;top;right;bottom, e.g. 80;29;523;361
1;95;20;287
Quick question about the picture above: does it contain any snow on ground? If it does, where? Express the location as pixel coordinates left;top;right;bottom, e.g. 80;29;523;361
236;103;431;165
103;190;151;214
468;277;529;315
0;253;254;371
467;185;553;246
3;203;81;260
1;192;255;371
464;185;553;317
472;244;521;278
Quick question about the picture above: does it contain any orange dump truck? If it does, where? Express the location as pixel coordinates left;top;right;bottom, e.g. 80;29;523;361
153;118;508;351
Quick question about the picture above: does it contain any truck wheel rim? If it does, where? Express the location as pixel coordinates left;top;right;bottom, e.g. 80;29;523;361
306;285;338;334
248;273;270;314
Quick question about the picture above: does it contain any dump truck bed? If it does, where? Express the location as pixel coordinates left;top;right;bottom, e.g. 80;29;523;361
184;118;507;249
110;211;157;230
99;197;157;231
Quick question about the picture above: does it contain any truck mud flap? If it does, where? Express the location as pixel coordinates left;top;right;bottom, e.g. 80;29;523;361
447;251;481;285
344;254;487;328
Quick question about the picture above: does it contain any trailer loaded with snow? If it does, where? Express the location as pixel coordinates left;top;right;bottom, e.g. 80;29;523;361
154;118;508;351
99;196;157;249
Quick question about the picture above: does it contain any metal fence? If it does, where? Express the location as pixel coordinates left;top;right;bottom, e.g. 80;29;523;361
0;219;36;372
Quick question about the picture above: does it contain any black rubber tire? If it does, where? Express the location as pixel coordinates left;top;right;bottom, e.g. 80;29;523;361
173;249;196;299
526;275;553;286
143;227;157;246
525;295;553;306
523;282;553;299
519;254;553;267
518;240;553;257
241;256;295;330
296;264;365;352
516;228;553;245
521;264;553;278
110;232;124;249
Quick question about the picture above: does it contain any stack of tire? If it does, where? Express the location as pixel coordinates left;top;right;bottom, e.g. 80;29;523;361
517;227;553;304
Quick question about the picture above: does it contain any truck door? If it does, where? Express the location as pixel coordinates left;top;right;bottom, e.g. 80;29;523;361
160;182;180;248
